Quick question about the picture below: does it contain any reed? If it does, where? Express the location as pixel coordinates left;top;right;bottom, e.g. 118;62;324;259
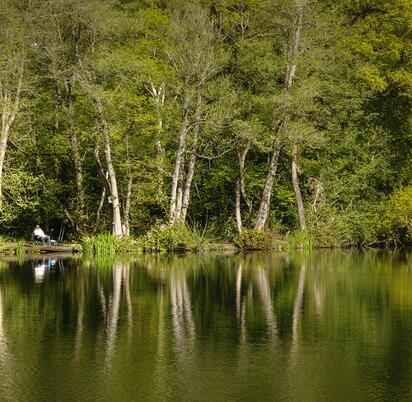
81;234;118;256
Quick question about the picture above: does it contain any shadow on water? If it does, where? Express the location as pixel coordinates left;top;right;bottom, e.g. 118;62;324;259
0;250;411;401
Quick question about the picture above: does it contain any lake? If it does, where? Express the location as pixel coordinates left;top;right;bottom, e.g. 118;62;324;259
0;250;411;401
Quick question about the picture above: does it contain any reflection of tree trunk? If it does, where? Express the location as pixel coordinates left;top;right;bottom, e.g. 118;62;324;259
105;264;122;368
0;289;7;364
240;297;247;345
74;273;84;359
292;264;306;342
255;268;277;338
123;265;133;342
154;288;167;397
170;269;195;352
0;288;12;399
236;262;243;321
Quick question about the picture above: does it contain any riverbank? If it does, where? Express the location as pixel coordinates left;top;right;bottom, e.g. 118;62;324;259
0;241;81;257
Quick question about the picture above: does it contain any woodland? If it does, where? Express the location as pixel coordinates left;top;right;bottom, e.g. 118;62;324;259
0;0;411;248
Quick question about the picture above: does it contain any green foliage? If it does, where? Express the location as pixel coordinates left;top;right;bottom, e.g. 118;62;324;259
235;229;284;250
81;234;118;256
15;240;25;261
137;223;205;252
377;186;412;245
307;204;377;248
287;230;315;250
0;0;409;250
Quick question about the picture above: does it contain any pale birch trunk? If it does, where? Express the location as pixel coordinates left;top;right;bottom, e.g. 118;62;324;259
67;102;85;213
254;0;304;230
254;138;282;229
180;94;202;223
0;67;23;208
95;99;123;237
175;154;185;220
287;1;306;231
169;104;189;224
123;131;132;236
235;143;252;233
148;82;166;209
180;149;196;223
235;179;242;233
292;144;306;230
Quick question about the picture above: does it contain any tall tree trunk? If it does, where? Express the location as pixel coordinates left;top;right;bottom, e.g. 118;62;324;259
169;103;189;224
67;102;85;214
175;153;185;221
95;99;123;237
0;67;23;208
286;0;303;91
0;122;9;210
253;0;303;230
180;94;202;223
180;147;196;223
235;179;242;233
292;144;306;230
238;143;252;213
123;131;132;237
148;82;166;210
94;184;106;234
235;142;252;233
254;138;282;230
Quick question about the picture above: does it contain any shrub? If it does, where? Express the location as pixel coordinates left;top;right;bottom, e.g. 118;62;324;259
234;228;284;250
377;186;412;246
306;204;377;248
137;223;205;252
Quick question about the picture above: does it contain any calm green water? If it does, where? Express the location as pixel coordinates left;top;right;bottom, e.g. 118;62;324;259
0;251;411;402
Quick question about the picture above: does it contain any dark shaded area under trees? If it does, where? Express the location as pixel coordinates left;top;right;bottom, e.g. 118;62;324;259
0;0;411;247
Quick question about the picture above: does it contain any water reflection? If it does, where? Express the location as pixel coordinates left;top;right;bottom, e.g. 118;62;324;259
0;251;411;401
33;257;57;283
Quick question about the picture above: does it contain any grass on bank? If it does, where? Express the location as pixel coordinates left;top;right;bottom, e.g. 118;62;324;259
81;223;206;256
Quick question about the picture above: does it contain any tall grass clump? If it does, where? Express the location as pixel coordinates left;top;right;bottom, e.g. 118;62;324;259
287;230;315;250
15;240;25;262
138;223;205;252
81;234;118;256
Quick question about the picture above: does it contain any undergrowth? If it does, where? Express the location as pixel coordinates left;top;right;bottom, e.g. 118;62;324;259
287;230;315;250
234;228;285;250
137;223;205;252
81;234;118;256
